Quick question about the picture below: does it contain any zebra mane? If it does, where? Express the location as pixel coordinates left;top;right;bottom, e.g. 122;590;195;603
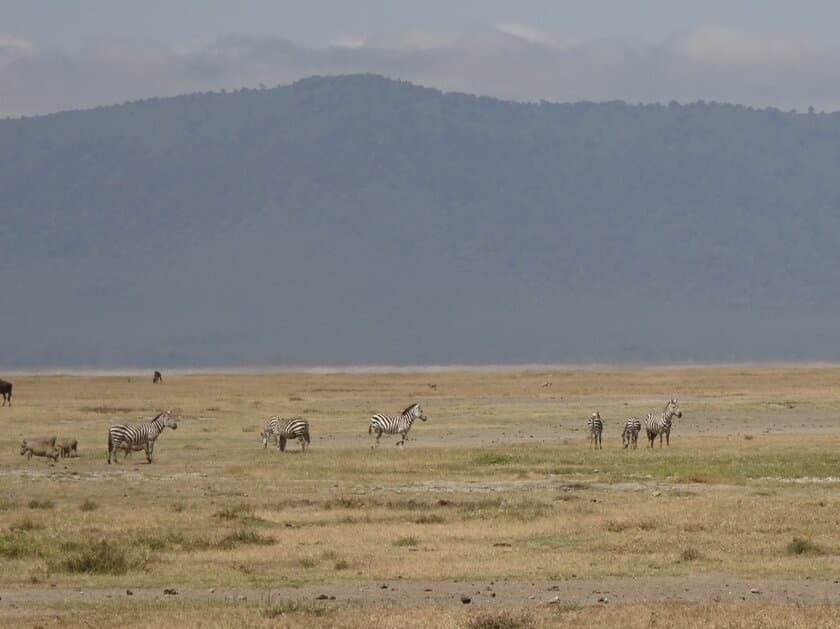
151;411;170;423
662;399;676;412
402;402;419;415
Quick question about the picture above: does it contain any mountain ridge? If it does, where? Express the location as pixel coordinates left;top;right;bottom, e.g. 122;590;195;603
2;74;839;367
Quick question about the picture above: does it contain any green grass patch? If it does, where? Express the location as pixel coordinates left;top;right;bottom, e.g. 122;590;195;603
473;453;519;466
28;499;54;510
465;611;534;629
52;540;133;574
787;537;822;556
393;536;420;547
261;600;330;618
218;529;274;549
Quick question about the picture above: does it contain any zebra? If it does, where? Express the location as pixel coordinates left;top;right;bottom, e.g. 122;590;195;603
261;416;310;452
587;411;603;449
153;371;163;384
644;399;682;448
622;417;642;449
107;410;178;464
0;379;12;406
369;402;427;447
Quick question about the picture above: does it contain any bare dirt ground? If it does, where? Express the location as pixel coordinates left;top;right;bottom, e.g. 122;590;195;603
2;574;838;612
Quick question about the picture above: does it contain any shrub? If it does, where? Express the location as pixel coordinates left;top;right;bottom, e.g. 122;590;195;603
680;547;703;561
55;540;130;574
218;529;273;549
787;537;822;555
393;536;419;547
464;611;534;629
10;518;42;532
80;499;98;512
261;600;329;618
473;453;516;466
27;499;54;510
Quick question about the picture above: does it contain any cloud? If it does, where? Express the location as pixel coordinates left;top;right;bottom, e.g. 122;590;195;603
2;25;840;117
494;22;555;47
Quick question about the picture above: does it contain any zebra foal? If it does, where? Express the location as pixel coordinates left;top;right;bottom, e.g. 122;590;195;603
587;411;603;449
369;402;427;447
644;399;682;448
107;410;178;464
261;416;310;452
622;418;642;449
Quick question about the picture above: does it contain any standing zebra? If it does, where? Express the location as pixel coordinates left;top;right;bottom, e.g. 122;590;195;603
0;379;12;406
622;417;642;449
261;416;310;452
107;410;178;464
644;399;682;448
587;411;603;449
369;402;427;447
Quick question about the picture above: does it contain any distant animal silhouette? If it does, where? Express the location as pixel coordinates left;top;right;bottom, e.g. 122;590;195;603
0;379;12;406
153;371;163;384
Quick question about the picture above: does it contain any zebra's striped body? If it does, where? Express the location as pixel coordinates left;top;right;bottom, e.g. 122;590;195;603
107;411;178;464
369;403;427;447
622;418;642;449
644;399;682;448
587;411;603;449
261;416;310;452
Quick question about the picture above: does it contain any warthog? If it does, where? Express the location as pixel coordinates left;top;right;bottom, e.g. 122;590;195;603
56;438;78;458
20;439;60;462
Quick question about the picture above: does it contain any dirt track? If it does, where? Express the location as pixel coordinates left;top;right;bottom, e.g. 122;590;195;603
2;575;838;614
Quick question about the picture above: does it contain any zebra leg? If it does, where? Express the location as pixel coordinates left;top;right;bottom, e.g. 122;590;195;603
146;442;153;463
375;430;382;447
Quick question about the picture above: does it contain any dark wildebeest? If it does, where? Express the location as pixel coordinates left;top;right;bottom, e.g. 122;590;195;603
153;371;163;384
0;379;11;406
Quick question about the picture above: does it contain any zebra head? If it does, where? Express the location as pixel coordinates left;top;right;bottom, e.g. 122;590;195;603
404;402;427;421
621;426;630;448
665;399;682;419
591;411;600;421
157;410;178;430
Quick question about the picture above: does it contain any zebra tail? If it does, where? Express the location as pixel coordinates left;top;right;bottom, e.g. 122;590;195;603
304;427;311;444
368;422;372;435
107;430;112;461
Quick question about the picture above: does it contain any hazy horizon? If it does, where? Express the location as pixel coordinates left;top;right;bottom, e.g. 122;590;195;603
4;2;840;115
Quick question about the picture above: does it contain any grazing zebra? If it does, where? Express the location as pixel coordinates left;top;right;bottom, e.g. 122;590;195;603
587;411;603;449
0;379;12;406
260;416;310;452
107;410;178;464
644;399;682;448
153;371;163;384
369;402;427;447
622;417;642;449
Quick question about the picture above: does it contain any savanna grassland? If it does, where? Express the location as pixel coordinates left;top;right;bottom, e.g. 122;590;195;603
0;368;838;628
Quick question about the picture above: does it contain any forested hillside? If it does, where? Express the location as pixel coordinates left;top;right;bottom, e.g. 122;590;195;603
2;75;839;367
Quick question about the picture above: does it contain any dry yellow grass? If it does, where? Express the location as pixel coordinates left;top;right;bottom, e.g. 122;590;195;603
0;368;838;625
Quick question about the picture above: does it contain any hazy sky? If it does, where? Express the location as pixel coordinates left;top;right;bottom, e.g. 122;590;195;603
3;1;840;115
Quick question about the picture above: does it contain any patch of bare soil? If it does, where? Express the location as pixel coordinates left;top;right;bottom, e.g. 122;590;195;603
1;575;838;617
